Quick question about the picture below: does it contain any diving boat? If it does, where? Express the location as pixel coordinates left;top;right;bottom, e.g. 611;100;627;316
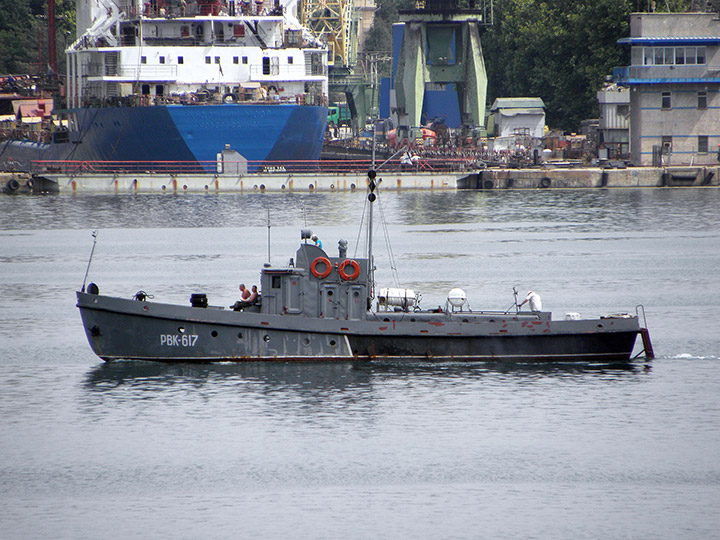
77;170;654;363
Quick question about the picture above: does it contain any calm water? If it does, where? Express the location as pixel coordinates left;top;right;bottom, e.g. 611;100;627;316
1;188;719;539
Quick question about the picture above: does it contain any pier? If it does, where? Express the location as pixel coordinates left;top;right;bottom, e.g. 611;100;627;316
3;163;720;194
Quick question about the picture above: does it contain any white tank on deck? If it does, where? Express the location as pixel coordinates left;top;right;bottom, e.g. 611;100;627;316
377;288;418;310
447;288;467;307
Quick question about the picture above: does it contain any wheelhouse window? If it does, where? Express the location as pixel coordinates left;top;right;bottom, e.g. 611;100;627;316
205;56;211;64
698;91;707;109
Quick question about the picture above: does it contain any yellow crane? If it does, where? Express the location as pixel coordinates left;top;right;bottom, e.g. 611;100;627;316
300;0;357;67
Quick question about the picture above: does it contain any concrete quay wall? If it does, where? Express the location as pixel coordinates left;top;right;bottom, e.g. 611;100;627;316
28;171;461;194
461;166;720;189
4;166;719;195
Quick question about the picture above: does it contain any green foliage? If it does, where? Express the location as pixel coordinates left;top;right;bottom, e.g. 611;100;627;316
0;0;36;74
363;0;414;55
485;0;636;130
0;0;75;75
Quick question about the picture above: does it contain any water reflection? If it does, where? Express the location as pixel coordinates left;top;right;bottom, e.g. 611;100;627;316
1;187;718;233
84;358;642;394
84;360;371;393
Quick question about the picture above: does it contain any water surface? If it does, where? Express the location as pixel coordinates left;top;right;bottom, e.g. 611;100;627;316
1;188;718;539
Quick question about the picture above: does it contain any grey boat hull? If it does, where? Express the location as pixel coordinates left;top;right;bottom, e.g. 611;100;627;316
77;292;641;363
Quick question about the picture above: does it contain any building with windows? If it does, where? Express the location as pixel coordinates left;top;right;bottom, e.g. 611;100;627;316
614;12;720;166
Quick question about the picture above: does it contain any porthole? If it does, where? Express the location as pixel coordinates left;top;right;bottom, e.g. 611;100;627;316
329;339;336;347
303;337;311;345
263;335;270;342
211;330;218;337
597;323;604;329
178;327;185;333
237;332;243;339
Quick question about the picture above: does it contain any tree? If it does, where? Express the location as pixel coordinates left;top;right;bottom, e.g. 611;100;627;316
483;0;694;131
0;0;75;76
0;0;36;74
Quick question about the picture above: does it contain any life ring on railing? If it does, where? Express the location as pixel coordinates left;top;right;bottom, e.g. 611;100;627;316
310;256;332;279
338;259;360;281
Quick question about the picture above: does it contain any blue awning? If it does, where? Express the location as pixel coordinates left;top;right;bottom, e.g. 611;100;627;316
618;36;720;46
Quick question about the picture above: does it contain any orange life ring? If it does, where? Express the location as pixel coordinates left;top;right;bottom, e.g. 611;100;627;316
310;256;332;279
338;259;360;281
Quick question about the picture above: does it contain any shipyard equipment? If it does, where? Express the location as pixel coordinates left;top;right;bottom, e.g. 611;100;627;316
394;0;493;141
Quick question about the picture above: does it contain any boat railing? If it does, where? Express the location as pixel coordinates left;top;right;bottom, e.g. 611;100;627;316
30;157;480;176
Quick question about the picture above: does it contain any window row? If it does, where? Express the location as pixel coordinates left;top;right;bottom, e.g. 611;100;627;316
137;55;295;66
660;91;708;110
661;135;712;153
643;46;706;66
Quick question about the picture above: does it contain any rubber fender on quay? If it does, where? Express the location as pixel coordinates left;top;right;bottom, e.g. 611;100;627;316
4;178;20;194
539;177;551;188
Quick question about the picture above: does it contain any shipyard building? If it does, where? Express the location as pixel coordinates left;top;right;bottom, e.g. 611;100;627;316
614;12;720;166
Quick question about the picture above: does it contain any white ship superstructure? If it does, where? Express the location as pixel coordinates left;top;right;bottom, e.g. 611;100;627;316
67;0;329;107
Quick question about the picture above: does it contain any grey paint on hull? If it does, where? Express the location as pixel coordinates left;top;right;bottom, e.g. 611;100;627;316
77;291;641;363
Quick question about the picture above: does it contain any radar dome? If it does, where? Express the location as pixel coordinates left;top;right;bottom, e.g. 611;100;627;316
447;288;467;307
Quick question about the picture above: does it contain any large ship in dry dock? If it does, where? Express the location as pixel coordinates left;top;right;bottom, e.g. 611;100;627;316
77;170;654;363
0;0;328;173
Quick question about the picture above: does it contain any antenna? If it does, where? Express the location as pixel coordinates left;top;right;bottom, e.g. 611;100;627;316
81;230;98;292
371;120;378;169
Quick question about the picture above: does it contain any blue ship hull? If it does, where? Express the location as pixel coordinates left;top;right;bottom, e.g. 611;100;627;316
0;103;327;172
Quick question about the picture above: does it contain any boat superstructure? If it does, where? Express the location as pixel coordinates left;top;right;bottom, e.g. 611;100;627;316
77;171;653;363
67;0;328;108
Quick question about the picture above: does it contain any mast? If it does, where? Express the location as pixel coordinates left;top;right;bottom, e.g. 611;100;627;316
367;169;377;298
